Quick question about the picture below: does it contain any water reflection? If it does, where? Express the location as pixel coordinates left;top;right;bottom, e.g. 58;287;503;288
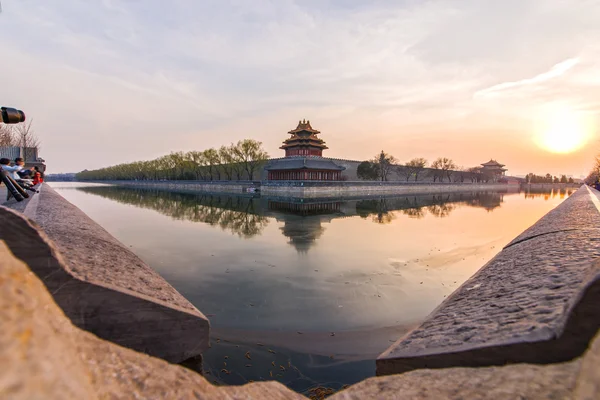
523;188;573;200
78;186;269;238
77;186;520;252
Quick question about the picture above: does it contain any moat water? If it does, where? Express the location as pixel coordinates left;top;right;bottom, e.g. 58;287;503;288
50;182;570;394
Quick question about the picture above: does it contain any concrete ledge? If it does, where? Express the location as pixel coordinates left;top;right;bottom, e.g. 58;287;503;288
0;185;209;363
105;180;261;195
377;186;600;375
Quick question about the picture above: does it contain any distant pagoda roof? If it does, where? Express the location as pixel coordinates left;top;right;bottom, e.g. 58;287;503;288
481;159;505;168
288;119;320;135
281;119;328;150
265;157;345;171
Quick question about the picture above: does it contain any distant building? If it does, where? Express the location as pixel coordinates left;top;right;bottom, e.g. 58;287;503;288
480;159;507;182
265;120;345;181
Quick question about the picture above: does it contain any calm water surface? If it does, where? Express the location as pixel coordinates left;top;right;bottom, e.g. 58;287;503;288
49;183;570;393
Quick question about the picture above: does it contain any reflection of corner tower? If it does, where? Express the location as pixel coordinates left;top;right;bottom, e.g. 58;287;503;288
265;120;345;180
279;217;326;253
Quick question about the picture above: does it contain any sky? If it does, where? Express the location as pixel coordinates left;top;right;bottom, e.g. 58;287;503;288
0;0;599;176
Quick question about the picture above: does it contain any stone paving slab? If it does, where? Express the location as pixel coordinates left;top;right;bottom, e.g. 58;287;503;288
377;186;600;375
0;186;210;363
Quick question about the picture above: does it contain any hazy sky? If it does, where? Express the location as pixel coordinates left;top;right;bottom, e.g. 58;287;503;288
1;0;599;176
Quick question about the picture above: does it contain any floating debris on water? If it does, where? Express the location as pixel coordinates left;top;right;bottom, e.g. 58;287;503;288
308;386;336;400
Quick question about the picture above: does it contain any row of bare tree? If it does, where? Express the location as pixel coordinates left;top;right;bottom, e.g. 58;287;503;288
357;151;477;182
0;120;40;151
525;173;575;184
77;139;269;181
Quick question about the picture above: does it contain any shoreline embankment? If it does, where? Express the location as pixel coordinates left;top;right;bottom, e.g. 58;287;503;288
77;179;527;198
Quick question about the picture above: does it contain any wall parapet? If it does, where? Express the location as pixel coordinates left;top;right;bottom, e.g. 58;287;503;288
377;185;600;375
1;184;209;363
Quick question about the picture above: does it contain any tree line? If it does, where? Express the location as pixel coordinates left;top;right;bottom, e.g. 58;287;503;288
525;173;574;184
77;139;269;181
357;151;491;183
357;150;577;184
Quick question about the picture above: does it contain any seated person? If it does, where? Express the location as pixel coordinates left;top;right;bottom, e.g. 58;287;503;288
14;158;34;180
0;157;23;180
0;158;34;189
32;166;44;185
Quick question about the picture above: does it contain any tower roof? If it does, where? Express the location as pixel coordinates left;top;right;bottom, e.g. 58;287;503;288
288;119;320;135
481;159;505;167
281;119;328;151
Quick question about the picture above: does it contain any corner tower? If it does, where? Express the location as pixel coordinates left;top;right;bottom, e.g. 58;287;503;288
280;119;328;157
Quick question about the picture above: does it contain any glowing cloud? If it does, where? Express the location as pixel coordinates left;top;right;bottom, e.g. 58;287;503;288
475;58;580;97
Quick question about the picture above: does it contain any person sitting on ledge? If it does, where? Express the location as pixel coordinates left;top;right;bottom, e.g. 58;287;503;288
32;166;44;185
0;158;37;193
15;158;35;180
0;157;23;181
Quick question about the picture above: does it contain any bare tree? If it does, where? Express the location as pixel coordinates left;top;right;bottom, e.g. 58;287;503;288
396;165;412;181
232;139;269;181
373;150;397;181
430;157;457;182
14;120;41;161
0;124;16;146
203;148;221;180
466;166;482;183
404;158;428;182
219;145;234;180
229;143;246;180
186;151;208;180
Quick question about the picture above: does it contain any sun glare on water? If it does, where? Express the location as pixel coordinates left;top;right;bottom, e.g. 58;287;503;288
535;109;593;154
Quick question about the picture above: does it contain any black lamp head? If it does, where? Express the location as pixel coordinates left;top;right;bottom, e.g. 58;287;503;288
1;107;26;124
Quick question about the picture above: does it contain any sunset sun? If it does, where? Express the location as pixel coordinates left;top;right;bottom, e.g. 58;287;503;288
535;110;592;154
